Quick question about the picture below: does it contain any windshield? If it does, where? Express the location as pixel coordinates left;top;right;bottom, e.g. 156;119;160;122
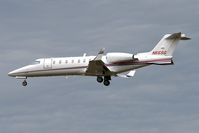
31;61;40;65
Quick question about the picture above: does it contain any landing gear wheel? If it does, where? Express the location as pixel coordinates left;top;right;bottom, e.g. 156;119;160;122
22;80;27;86
97;76;103;83
103;80;110;86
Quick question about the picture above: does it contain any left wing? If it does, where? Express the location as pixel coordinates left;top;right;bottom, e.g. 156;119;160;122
117;70;136;78
86;49;112;76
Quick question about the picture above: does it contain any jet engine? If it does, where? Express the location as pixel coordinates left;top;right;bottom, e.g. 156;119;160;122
106;53;134;63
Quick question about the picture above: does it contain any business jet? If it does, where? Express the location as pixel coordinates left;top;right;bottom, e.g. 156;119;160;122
8;32;190;86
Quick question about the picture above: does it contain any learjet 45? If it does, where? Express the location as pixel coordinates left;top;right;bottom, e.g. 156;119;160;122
8;32;190;86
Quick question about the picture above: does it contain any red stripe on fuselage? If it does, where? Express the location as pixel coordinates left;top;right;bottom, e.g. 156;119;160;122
109;58;171;65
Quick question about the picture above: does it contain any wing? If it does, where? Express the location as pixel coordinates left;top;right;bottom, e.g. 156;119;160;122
117;70;136;78
86;49;112;76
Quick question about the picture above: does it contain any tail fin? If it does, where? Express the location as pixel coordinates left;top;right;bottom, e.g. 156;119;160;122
150;32;190;56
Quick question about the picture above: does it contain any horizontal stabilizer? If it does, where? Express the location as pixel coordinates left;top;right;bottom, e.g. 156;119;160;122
166;32;191;40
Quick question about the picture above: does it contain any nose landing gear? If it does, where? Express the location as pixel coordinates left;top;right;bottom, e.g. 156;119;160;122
22;80;27;86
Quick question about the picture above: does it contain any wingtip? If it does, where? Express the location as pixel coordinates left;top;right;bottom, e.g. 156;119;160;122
99;48;105;54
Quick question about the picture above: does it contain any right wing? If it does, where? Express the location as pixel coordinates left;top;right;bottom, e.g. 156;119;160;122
117;70;136;78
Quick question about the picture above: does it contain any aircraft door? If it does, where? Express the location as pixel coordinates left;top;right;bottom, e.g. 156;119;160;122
43;58;52;69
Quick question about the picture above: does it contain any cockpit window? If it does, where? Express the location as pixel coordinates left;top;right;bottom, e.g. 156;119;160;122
31;61;40;65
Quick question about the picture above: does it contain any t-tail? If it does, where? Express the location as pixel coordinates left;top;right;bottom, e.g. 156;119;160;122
150;32;191;56
135;32;191;65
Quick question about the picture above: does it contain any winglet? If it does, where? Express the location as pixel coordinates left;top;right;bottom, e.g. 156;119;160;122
98;48;105;54
94;48;105;60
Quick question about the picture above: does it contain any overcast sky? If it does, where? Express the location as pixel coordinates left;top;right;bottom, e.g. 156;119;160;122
0;0;199;133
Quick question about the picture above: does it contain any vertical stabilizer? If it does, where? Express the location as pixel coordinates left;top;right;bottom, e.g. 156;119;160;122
150;32;190;56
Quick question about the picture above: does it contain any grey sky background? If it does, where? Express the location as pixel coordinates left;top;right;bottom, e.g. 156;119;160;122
0;0;199;133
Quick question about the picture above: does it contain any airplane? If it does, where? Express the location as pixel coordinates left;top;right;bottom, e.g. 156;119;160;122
8;32;190;86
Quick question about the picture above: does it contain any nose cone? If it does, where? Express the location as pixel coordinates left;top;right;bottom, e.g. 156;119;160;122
8;66;28;77
8;69;20;77
8;71;14;76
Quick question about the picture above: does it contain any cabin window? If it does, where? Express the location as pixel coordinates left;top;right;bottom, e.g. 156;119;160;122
83;59;86;63
59;60;62;64
71;60;74;63
78;59;80;63
65;60;68;64
53;61;56;64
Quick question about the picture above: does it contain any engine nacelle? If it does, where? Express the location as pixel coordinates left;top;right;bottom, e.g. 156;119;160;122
106;52;134;63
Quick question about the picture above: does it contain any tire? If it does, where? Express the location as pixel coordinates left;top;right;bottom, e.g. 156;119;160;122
97;76;103;83
103;80;110;86
22;80;27;86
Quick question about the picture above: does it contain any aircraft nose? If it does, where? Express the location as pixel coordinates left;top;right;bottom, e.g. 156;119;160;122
8;67;28;77
8;70;18;77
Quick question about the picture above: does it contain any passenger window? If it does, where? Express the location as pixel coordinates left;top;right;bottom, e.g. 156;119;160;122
65;60;68;64
83;59;86;63
72;60;74;63
78;59;80;63
59;60;62;64
53;61;56;64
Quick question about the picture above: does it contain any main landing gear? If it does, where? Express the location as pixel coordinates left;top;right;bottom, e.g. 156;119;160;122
22;80;27;86
97;76;103;83
97;76;111;86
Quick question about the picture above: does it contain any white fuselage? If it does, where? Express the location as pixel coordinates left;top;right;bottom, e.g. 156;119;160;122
8;53;152;78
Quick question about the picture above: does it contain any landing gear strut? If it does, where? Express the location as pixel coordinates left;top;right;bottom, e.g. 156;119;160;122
22;80;27;86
